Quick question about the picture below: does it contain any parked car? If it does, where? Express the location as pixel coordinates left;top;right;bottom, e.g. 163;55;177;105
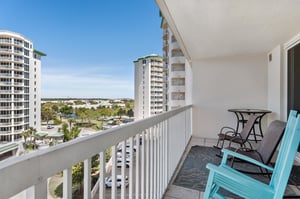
116;158;130;168
105;175;129;188
47;124;54;129
117;142;137;153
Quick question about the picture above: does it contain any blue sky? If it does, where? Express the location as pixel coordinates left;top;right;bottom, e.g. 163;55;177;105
0;0;162;99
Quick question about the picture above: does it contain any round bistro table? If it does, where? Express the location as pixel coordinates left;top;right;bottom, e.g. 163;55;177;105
228;108;272;142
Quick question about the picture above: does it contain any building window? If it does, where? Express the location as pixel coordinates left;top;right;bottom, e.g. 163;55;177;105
171;64;185;71
171;92;185;100
24;49;29;56
171;78;185;86
171;49;184;57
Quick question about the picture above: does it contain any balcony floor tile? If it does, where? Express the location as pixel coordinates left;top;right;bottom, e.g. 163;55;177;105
163;185;200;199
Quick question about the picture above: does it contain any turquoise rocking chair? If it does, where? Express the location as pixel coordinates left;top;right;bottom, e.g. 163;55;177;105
204;110;300;199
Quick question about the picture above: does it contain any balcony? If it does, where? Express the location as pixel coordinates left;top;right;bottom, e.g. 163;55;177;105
0;48;12;53
0;105;192;199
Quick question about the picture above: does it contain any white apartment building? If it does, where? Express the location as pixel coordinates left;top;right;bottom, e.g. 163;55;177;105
161;18;192;111
0;30;45;143
134;54;163;120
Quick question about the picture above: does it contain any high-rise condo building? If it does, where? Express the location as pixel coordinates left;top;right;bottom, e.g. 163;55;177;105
161;18;192;111
0;30;45;143
134;54;164;120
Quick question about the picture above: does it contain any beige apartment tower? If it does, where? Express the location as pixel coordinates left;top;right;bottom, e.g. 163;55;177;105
134;54;164;120
161;18;192;111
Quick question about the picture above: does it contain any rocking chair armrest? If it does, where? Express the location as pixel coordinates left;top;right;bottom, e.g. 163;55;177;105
221;148;274;172
224;130;236;136
220;126;236;134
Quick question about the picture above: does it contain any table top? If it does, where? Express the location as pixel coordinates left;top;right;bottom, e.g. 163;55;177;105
228;108;272;114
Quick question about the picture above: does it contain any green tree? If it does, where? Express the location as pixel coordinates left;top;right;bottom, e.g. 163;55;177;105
72;162;84;187
68;118;76;130
22;127;38;149
59;105;73;116
117;108;126;116
21;128;31;145
127;109;134;117
52;104;59;112
62;123;81;142
41;103;56;124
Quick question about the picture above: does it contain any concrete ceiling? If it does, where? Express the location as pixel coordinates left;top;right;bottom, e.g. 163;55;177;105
156;0;300;61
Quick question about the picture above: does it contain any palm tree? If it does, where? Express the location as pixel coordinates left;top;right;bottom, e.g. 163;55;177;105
21;129;31;145
68;118;76;131
21;127;38;149
29;127;38;149
62;123;81;142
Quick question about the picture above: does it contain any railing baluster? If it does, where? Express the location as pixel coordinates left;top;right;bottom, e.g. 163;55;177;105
141;131;145;199
63;168;72;199
84;158;91;199
129;136;134;199
33;178;47;199
165;119;169;187
149;128;154;199
153;125;157;199
111;145;117;199
135;134;140;199
158;122;162;198
145;130;150;199
99;152;105;199
121;140;126;199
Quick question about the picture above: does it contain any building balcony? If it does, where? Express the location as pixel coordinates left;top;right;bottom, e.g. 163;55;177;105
0;114;13;118
0;48;12;53
0;105;192;199
13;66;23;70
0;106;13;110
0;64;12;69
0;73;12;77
13;90;24;94
13;41;23;46
0;98;12;102
13;58;23;63
0;57;12;61
13;50;23;55
0;39;12;44
13;113;24;118
13;98;24;102
0;122;12;127
0;90;13;94
13;82;24;86
0;82;13;86
169;71;185;78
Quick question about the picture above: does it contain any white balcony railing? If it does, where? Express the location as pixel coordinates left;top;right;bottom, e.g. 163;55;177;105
0;105;192;199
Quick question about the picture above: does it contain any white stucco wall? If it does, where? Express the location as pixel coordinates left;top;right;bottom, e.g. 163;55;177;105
267;45;283;122
192;54;268;138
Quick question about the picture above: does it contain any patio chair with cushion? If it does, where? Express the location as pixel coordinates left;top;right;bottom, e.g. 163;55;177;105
214;114;259;152
230;120;286;174
204;110;300;199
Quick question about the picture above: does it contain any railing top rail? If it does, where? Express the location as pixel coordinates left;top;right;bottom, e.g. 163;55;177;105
0;105;192;198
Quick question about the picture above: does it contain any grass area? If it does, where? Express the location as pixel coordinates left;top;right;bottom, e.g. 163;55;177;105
48;174;85;199
49;174;63;199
